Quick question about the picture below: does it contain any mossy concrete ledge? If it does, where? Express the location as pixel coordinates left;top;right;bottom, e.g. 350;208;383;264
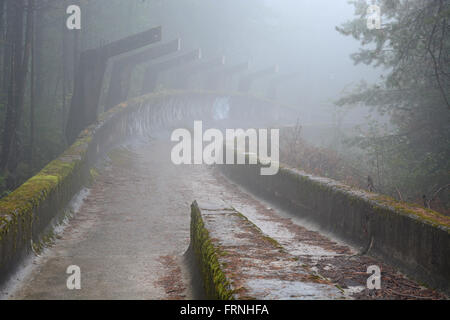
0;92;191;286
0;108;127;286
219;162;450;294
0;90;290;288
189;200;345;300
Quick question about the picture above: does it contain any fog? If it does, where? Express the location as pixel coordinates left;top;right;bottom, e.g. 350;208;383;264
226;1;371;114
96;0;383;125
0;0;449;301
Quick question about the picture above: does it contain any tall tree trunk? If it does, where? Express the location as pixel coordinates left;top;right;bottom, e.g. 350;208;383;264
10;0;33;170
62;1;68;138
1;0;13;105
0;0;5;92
1;0;24;172
33;2;44;111
29;0;35;166
1;0;33;175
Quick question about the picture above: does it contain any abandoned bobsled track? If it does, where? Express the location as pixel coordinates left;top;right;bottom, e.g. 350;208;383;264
0;91;448;300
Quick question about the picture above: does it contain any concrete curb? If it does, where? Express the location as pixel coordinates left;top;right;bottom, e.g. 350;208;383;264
189;200;345;300
0;90;287;289
189;201;235;300
219;162;450;294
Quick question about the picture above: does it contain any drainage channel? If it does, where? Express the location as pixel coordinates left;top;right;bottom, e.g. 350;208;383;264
3;140;446;300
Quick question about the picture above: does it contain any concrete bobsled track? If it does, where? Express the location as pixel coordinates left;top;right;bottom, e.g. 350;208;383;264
0;91;448;299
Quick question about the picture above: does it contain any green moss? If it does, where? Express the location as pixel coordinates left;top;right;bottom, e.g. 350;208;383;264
190;202;235;300
0;156;80;222
262;235;284;250
107;147;135;167
335;284;344;293
372;195;450;229
218;250;230;257
31;230;57;255
230;154;450;232
0;89;294;282
0;97;93;269
89;168;99;185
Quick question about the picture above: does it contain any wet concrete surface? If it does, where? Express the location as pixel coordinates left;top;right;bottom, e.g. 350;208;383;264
196;203;345;299
5;139;447;300
210;174;447;299
8;140;196;299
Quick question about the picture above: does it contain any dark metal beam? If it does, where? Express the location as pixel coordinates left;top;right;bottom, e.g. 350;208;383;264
141;49;202;94
105;39;181;110
103;27;162;59
65;27;162;144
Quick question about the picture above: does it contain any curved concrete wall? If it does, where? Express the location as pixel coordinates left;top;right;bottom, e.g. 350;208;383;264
220;162;450;294
0;90;289;287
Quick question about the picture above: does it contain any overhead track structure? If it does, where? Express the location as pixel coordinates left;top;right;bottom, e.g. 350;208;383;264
66;27;162;144
238;65;279;94
172;56;226;89
266;72;302;100
204;61;249;91
141;49;202;94
104;39;181;110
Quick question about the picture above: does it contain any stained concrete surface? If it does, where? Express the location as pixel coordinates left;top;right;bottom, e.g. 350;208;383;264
7;140;196;299
4;139;447;300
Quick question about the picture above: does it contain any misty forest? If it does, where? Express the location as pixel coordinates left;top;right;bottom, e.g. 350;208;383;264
0;0;448;213
0;0;449;301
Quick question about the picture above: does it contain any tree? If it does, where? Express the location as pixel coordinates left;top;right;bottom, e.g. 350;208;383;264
1;0;32;175
336;0;450;211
